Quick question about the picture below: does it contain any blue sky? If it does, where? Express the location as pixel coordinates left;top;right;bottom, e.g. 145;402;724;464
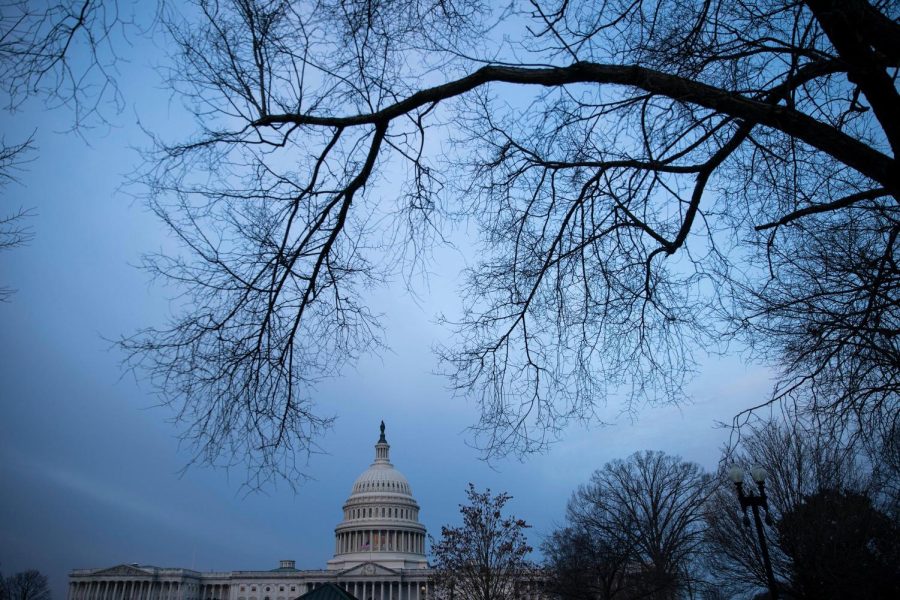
0;7;774;599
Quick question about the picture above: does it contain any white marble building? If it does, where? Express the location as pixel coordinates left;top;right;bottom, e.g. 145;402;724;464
68;424;434;600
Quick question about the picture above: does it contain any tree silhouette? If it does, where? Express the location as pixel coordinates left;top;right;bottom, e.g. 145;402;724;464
431;485;534;600
2;0;893;482
704;419;899;598
778;489;900;599
1;0;135;296
548;451;712;599
2;570;51;600
108;0;898;481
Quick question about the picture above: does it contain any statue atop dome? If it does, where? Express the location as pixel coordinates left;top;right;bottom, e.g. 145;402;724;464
379;420;386;443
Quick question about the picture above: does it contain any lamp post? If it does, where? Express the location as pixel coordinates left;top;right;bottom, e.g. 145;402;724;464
728;465;779;600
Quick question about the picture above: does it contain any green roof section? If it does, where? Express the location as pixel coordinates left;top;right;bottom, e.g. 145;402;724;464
295;583;358;600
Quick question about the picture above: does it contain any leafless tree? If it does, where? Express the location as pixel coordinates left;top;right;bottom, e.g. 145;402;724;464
0;0;134;123
0;132;35;300
431;484;534;600
542;524;638;600
703;419;885;599
106;0;899;482
552;451;713;599
2;570;51;600
1;0;146;296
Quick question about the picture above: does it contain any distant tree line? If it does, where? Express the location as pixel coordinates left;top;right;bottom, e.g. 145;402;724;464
433;420;899;600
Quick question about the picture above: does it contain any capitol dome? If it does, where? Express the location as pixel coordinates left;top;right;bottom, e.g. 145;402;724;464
351;460;413;496
326;423;428;571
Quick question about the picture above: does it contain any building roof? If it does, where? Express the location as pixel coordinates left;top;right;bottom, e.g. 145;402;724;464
295;584;358;600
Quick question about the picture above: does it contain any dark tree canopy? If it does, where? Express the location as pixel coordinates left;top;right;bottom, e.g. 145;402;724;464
777;489;900;599
4;0;897;482
543;526;634;600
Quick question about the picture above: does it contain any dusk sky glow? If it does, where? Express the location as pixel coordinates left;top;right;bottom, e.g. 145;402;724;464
0;4;778;598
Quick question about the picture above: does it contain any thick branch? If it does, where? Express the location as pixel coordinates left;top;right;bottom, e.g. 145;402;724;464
805;0;900;156
255;62;898;195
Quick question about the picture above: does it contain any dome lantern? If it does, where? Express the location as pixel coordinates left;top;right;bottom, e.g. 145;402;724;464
374;420;390;463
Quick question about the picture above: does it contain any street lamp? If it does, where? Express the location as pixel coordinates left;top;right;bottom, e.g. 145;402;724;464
728;465;779;599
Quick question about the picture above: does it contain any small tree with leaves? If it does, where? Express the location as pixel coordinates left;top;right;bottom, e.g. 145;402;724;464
432;484;534;600
778;489;900;599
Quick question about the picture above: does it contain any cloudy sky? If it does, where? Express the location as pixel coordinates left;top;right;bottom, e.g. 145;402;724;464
0;6;773;599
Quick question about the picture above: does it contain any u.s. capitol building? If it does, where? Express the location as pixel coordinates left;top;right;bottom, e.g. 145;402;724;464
68;424;435;600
